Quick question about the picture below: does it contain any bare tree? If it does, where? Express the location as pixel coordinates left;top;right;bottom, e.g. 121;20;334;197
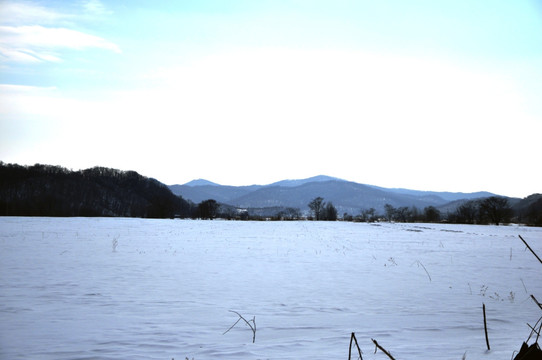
360;207;377;222
384;204;395;222
423;206;441;222
479;196;512;225
323;202;338;221
455;201;477;224
197;199;219;219
395;206;411;222
308;197;325;220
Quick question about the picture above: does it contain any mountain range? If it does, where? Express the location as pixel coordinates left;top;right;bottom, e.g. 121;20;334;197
169;175;499;215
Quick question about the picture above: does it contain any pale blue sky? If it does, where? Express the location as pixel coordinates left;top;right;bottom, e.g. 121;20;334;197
1;0;541;197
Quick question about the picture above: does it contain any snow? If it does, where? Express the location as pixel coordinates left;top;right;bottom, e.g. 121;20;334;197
0;217;541;360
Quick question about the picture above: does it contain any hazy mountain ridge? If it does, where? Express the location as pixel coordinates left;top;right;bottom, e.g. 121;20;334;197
168;184;263;204
183;179;221;187
268;175;342;187
367;185;496;202
169;176;508;214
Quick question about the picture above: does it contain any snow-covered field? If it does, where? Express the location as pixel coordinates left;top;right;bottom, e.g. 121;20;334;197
1;217;541;360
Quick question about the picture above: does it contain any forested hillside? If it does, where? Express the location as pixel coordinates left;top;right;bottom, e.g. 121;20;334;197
0;163;192;218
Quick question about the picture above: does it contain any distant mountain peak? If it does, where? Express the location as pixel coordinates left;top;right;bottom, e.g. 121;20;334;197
305;175;343;182
269;175;344;187
183;179;220;187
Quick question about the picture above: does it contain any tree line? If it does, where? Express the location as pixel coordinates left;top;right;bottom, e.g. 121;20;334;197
348;198;513;225
306;198;448;223
200;194;541;225
306;195;541;226
351;196;541;226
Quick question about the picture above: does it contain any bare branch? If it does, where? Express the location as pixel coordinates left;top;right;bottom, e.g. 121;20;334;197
483;303;490;351
223;310;256;343
531;295;542;311
518;235;542;265
348;332;363;360
526;315;542;344
222;317;241;335
413;260;432;282
372;339;395;360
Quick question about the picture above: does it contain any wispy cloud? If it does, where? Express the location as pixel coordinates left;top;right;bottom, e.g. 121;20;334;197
0;0;120;64
0;44;61;63
0;25;121;63
0;84;57;93
0;1;72;25
82;0;113;17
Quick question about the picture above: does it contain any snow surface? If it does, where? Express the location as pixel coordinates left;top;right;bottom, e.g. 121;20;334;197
0;217;541;360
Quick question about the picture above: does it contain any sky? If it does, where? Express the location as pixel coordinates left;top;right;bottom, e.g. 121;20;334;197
1;0;541;198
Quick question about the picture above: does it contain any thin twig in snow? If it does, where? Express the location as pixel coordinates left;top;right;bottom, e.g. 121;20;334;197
372;338;395;360
520;278;528;294
223;310;256;343
483;303;490;351
531;295;542;311
348;332;363;360
415;260;432;282
526;315;542;343
518;235;542;265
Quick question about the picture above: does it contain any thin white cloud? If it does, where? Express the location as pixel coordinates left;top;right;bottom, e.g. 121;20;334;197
82;0;112;17
0;45;62;63
0;1;72;25
0;1;119;63
0;83;57;93
1;25;120;52
0;25;121;63
0;45;41;63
